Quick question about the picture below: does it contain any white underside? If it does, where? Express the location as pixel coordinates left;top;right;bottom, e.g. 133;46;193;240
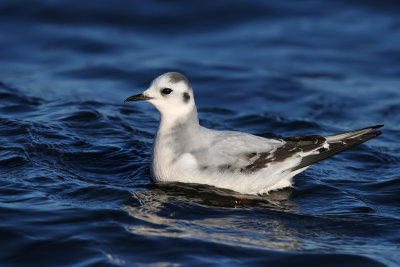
152;149;311;195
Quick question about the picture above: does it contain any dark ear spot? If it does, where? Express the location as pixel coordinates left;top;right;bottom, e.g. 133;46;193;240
183;92;190;103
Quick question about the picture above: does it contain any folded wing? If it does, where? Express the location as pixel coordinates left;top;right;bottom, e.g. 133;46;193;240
288;124;382;171
240;125;382;173
192;125;382;174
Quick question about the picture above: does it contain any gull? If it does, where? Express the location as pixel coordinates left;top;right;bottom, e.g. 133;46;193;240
125;72;382;195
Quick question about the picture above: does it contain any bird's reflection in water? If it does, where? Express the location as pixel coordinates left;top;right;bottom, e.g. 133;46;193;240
123;183;305;251
149;182;297;210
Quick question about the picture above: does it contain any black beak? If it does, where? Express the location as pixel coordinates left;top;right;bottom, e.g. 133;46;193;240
124;93;152;102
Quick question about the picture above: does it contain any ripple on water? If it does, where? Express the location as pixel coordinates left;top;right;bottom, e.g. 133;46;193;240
1;0;400;265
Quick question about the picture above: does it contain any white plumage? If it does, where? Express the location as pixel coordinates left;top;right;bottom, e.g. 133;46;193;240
125;72;382;195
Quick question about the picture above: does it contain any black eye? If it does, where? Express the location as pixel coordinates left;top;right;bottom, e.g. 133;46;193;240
161;88;173;95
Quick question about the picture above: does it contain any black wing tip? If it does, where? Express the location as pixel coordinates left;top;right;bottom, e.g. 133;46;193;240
369;130;382;138
371;124;384;130
346;129;381;144
358;124;384;132
367;125;383;138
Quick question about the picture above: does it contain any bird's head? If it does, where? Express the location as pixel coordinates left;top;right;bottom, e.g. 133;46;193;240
125;72;196;123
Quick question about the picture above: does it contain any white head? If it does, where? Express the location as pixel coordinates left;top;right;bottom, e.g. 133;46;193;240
125;72;197;125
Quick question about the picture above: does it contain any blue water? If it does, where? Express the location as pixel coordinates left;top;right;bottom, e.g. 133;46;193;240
1;0;399;266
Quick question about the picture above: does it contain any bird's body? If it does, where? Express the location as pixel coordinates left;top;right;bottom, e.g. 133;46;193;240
125;72;382;195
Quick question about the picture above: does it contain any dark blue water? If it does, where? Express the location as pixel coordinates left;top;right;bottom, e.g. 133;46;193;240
1;0;399;266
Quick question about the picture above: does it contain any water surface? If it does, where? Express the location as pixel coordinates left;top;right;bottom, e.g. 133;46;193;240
0;0;399;266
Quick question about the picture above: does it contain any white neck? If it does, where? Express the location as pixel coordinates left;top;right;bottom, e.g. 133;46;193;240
158;106;199;131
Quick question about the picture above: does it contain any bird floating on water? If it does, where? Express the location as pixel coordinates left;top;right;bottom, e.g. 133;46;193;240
125;72;382;195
